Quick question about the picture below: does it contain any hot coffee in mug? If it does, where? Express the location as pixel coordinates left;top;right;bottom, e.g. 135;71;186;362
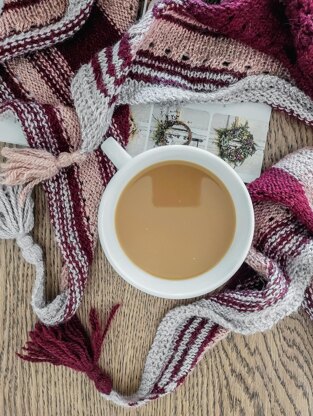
98;138;254;299
115;161;236;280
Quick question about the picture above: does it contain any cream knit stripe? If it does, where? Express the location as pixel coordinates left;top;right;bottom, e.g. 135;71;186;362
0;0;94;61
118;75;313;125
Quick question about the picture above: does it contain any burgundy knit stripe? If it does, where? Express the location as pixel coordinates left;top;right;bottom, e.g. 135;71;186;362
57;5;120;71
164;318;208;388
67;169;94;264
129;71;229;92
159;10;223;38
42;105;70;153
136;49;245;78
111;105;131;147
256;216;291;252
0;65;29;100
214;275;290;311
248;167;313;232
95;149;114;186
118;34;132;71
42;107;94;263
265;221;305;260
175;324;221;387
151;316;198;395
91;54;108;96
105;46;116;79
133;57;241;86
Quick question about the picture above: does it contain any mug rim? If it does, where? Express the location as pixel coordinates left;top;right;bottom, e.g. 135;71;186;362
98;145;254;299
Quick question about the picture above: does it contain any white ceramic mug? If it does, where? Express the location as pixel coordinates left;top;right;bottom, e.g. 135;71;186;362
98;137;254;299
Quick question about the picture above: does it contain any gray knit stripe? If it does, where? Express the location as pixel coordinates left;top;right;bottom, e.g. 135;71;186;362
118;75;313;125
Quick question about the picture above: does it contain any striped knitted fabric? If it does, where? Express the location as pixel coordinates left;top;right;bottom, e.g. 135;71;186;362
0;0;312;322
0;0;140;325
2;0;313;187
18;148;313;407
0;0;312;408
0;0;312;324
72;0;313;152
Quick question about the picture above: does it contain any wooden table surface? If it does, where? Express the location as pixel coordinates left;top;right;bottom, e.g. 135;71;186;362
1;111;313;416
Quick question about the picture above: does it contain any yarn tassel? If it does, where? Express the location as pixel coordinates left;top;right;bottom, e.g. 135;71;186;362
0;184;34;239
0;147;87;203
18;306;120;395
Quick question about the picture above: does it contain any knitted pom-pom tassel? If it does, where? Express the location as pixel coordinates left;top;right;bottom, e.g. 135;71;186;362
0;147;87;203
18;306;120;395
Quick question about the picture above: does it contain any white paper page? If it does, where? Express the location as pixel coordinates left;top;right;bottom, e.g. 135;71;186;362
0;115;27;146
128;102;272;183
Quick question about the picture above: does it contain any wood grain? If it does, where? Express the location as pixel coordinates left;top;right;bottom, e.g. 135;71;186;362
1;111;313;416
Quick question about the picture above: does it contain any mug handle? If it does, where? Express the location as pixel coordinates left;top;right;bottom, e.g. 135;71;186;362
101;137;132;170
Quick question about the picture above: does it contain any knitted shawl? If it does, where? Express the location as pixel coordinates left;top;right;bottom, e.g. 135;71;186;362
0;0;313;408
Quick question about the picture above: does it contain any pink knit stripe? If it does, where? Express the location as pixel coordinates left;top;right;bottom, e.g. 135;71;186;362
0;1;94;61
6;57;64;106
31;51;73;105
97;0;139;34
0;0;67;39
0;64;29;100
140;13;289;78
135;49;244;78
